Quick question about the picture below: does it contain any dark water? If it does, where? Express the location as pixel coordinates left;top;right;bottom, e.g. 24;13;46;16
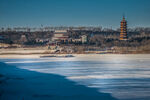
0;54;150;100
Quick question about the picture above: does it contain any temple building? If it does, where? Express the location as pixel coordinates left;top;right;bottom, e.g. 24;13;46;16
120;16;128;40
52;30;68;42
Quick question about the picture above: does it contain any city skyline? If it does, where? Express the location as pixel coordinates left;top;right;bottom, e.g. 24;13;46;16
0;0;150;29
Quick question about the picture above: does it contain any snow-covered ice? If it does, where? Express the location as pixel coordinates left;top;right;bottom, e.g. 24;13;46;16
0;54;150;100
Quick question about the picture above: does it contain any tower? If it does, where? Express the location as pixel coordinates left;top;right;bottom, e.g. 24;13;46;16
120;16;128;40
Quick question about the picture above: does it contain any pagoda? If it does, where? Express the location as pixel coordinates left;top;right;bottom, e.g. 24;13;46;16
120;16;128;40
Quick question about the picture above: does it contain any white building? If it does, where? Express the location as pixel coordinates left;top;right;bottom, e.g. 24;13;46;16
20;34;28;43
81;35;88;43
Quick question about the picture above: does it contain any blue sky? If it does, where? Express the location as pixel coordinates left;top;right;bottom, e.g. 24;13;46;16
0;0;150;29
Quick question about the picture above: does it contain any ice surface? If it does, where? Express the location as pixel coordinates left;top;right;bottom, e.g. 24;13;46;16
0;54;150;100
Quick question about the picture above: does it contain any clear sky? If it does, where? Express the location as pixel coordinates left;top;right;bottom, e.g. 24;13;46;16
0;0;150;29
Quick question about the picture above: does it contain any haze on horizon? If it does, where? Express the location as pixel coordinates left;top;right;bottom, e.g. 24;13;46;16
0;0;150;29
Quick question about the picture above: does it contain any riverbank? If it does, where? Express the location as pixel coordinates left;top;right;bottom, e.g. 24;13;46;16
0;47;150;56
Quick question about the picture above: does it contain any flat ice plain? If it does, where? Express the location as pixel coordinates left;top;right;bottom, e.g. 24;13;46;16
0;54;150;100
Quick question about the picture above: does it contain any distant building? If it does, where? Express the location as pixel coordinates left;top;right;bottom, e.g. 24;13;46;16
72;38;82;43
68;35;88;44
52;30;68;42
81;35;88;44
36;38;50;43
20;34;28;43
120;16;128;40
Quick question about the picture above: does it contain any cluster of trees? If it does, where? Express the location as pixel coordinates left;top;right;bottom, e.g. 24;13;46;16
68;28;150;50
0;27;150;50
0;31;53;45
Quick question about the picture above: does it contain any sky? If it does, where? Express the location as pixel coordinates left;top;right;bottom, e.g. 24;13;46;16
0;0;150;29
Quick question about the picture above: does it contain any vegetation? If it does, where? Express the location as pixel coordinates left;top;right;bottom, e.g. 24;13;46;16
0;27;150;53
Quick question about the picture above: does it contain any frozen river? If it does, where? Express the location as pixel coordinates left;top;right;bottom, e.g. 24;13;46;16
0;54;150;100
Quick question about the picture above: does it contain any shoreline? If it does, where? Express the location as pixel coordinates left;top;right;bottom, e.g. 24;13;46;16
0;51;150;55
0;48;150;59
0;53;150;59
